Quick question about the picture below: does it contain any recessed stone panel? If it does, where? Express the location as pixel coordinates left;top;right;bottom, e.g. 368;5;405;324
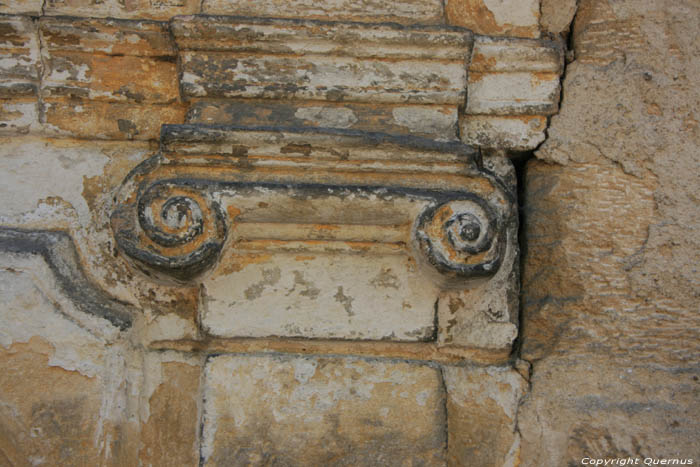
202;252;439;341
201;354;446;465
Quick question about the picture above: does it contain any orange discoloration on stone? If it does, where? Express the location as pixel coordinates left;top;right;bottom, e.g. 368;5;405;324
45;52;178;104
294;255;316;261
0;337;129;465
446;0;540;38
139;360;200;466
470;53;499;71
40;17;175;57
216;253;274;275
468;72;486;83
531;71;558;86
44;100;186;140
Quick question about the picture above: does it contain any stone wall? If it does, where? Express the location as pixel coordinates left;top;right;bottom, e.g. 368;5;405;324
0;0;697;465
519;0;700;464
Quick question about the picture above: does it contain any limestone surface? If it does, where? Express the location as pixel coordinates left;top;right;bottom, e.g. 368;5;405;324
520;0;700;464
201;354;446;465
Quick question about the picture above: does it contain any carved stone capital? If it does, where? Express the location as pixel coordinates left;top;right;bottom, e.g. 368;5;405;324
111;125;514;286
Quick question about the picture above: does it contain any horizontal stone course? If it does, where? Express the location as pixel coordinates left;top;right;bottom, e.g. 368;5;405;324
39;17;176;57
42;0;200;21
43;100;186;140
173;16;471;105
187;99;459;141
0;14;564;146
201;0;445;25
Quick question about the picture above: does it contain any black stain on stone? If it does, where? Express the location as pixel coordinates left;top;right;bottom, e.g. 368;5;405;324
0;227;132;330
334;286;354;316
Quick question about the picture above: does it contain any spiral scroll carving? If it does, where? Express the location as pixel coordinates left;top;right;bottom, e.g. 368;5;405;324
112;179;226;282
414;198;505;280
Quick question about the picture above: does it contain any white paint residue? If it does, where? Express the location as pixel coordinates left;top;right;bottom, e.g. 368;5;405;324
293;358;318;383
483;0;538;27
295;106;358;128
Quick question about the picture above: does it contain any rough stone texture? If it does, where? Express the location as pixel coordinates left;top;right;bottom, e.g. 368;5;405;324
43;101;186;140
540;0;578;35
519;0;700;464
444;365;527;466
138;352;201;466
42;53;179;103
39;17;176;57
466;71;560;116
0;16;40;91
201;0;445;25
201;354;446;465
446;0;541;38
461;115;547;151
0;98;39;134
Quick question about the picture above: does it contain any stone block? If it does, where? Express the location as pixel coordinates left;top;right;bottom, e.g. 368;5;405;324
201;354;446;465
446;0;540;38
43;100;185;140
201;0;444;25
540;0;577;34
460;115;547;151
180;51;465;104
40;18;178;104
173;16;470;105
186;100;459;141
44;0;199;20
469;37;563;74
39;17;176;57
444;365;527;466
139;352;201;466
466;37;562;117
466;71;560;116
0;16;40;94
0;0;43;15
42;52;179;103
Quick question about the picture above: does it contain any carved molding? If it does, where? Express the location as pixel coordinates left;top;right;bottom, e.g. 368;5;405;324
111;125;514;285
172;16;472;104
